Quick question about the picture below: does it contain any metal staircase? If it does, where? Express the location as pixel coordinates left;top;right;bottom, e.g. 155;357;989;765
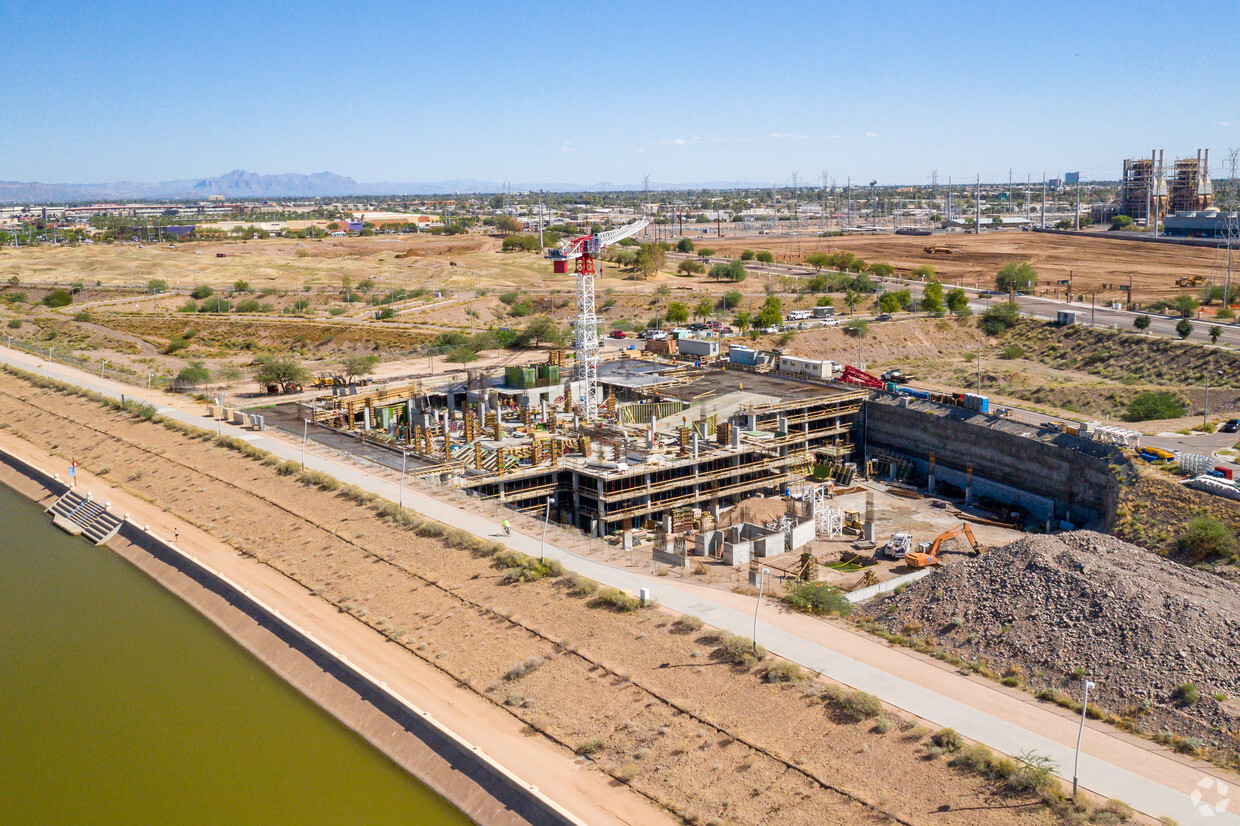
46;490;123;546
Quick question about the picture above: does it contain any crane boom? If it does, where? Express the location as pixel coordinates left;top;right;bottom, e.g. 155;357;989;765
548;217;650;262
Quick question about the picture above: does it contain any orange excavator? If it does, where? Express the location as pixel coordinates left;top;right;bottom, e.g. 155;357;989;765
905;523;983;569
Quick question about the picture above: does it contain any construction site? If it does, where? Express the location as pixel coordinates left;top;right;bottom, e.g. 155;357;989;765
238;217;1133;597
1120;148;1214;224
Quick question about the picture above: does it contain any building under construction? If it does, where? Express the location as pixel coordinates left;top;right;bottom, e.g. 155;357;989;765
1120;153;1166;222
1169;149;1214;213
300;352;864;535
1120;149;1213;222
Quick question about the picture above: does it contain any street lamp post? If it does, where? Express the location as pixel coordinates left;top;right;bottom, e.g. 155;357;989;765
1072;679;1096;798
145;373;152;405
399;451;407;509
99;360;107;394
301;418;309;469
753;567;770;655
976;346;982;394
539;495;552;563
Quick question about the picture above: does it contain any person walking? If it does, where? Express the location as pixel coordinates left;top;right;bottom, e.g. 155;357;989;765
502;519;511;536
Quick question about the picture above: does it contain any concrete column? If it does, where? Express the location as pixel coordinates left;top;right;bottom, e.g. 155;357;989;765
927;451;936;494
363;406;371;431
965;461;974;505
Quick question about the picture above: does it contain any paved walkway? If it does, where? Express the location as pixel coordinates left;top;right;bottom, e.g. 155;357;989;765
3;344;1232;824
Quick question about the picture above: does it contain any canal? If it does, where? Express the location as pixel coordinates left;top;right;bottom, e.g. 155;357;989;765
0;483;469;825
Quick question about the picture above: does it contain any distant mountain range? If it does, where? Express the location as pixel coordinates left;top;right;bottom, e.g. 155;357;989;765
0;170;770;203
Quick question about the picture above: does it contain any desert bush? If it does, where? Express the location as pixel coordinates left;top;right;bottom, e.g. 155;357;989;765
671;615;703;633
871;716;893;734
576;738;606;756
1124;391;1185;421
761;660;805;683
339;484;377;505
614;763;639;783
591;587;642;612
275;460;300;476
714;633;765;670
930;727;963;752
1009;751;1058;793
297;469;341;491
839;690;883;721
494;549;562;582
564;573;599;596
503;656;543;681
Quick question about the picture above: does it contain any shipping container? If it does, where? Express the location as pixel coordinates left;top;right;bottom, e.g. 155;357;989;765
677;338;719;357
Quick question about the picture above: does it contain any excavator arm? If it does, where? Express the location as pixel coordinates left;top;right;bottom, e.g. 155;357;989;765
905;523;983;569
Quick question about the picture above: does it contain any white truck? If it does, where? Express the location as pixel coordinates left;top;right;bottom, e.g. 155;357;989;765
881;532;913;560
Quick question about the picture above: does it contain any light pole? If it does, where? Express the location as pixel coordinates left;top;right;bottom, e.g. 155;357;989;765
145;372;152;404
539;495;553;563
99;359;107;394
1072;678;1096;798
46;346;53;377
399;450;407;509
753;566;770;655
301;418;309;469
976;346;982;394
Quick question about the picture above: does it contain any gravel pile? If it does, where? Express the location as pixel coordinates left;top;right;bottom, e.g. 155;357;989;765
874;530;1240;749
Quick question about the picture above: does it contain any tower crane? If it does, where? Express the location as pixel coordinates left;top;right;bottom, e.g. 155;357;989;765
546;217;649;420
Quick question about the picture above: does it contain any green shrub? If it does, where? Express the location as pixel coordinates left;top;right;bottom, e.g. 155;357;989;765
782;581;851;617
1173;682;1200;705
190;284;214;300
236;298;262;313
999;343;1025;359
276;460;300;476
979;302;1020;335
1124;391;1185;421
1176;516;1237;563
1009;751;1057;793
871;716;893;734
7;318;21;329
495;549;562;582
42;289;73;308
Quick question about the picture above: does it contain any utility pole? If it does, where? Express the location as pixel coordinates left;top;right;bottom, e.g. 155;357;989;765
1041;174;1047;229
975;175;981;233
1008;168;1013;214
846;176;851;228
1075;181;1081;231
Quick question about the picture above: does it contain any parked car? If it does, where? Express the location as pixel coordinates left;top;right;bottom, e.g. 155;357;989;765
1222;419;1240;433
875;313;893;321
608;330;627;339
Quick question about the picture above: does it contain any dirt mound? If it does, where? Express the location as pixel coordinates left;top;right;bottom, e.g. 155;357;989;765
873;530;1240;755
725;497;788;526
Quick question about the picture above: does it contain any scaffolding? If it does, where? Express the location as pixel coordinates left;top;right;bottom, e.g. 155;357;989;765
1168;149;1214;213
1120;153;1166;222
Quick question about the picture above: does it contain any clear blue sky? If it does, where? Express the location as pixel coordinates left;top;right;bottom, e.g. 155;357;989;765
3;0;1239;187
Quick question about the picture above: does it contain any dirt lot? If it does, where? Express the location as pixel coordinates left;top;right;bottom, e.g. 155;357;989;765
0;367;1073;825
709;231;1225;302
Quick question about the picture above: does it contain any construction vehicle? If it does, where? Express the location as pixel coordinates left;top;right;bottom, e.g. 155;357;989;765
905;523;982;569
881;531;913;560
923;245;963;255
881;369;914;383
1175;275;1206;287
839;364;884;388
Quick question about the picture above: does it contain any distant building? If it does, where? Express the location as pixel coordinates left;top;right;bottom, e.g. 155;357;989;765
1163;208;1238;238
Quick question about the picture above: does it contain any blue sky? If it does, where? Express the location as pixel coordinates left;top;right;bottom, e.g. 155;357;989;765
3;0;1239;187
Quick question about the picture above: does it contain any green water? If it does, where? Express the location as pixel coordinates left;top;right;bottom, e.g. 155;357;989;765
0;484;470;825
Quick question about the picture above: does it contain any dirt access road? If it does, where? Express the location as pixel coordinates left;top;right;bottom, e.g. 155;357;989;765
2;345;1229;824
